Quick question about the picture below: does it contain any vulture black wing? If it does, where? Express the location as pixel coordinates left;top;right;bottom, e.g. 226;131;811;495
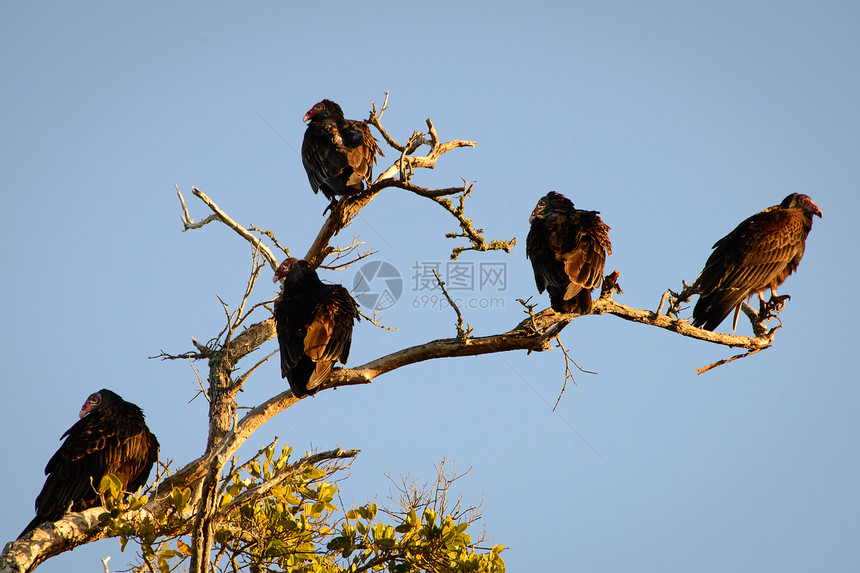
20;390;158;538
274;260;360;398
301;100;382;200
302;119;350;198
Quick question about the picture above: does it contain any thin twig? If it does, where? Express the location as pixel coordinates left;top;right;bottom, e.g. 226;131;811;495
231;349;278;393
248;224;290;258
552;338;598;411
694;347;769;375
356;308;398;332
188;359;209;404
318;236;376;271
432;269;473;339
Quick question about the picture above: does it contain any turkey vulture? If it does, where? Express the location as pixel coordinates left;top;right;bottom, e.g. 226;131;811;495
20;389;159;538
691;193;822;331
301;99;383;203
273;258;360;397
526;191;612;314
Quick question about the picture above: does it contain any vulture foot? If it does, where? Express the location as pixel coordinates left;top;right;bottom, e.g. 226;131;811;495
322;197;339;216
758;293;791;321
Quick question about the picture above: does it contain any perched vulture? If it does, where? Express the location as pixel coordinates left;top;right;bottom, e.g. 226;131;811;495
273;258;360;398
691;193;822;331
526;191;612;314
301;99;383;203
20;389;159;538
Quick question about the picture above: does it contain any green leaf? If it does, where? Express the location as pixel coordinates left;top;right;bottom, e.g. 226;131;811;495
304;466;326;480
170;486;191;511
296;541;316;553
98;474;122;498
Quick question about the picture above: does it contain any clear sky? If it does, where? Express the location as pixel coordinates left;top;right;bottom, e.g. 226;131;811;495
2;2;858;571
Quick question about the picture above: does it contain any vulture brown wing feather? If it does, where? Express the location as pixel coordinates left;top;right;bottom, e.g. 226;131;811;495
692;194;820;330
307;364;334;390
117;430;160;493
343;121;382;188
303;311;336;362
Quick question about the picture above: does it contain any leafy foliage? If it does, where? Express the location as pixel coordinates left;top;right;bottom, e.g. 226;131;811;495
98;444;504;573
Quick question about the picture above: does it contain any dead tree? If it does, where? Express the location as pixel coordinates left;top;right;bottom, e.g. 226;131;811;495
1;93;782;573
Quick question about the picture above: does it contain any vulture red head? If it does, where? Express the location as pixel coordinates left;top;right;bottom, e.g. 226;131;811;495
79;389;118;419
528;191;573;224
273;257;301;282
784;193;823;219
302;99;344;123
528;197;547;224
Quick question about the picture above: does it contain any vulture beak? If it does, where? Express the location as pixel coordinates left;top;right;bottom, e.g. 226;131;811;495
302;113;312;123
273;273;282;283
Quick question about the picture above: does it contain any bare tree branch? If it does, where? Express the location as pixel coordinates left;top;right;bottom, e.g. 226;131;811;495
302;111;483;269
218;448;359;515
176;186;279;271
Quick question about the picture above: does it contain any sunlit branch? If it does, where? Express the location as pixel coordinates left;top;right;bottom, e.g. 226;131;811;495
175;186;279;271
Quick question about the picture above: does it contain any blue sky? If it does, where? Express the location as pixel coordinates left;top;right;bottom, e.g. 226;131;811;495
2;2;858;571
